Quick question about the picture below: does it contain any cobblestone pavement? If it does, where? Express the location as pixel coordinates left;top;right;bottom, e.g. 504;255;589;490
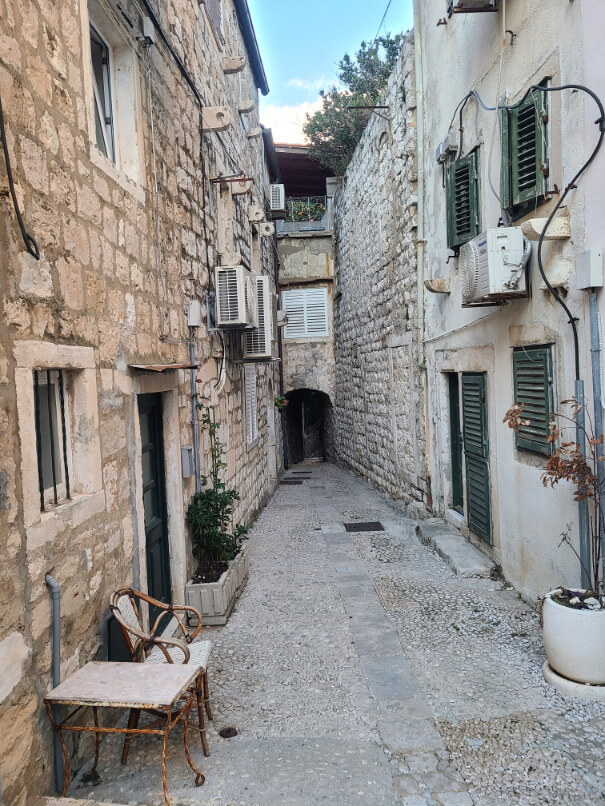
74;463;605;806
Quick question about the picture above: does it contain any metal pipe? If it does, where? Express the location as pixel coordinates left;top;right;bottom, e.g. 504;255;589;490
45;574;64;793
588;292;605;582
575;380;591;588
189;337;202;494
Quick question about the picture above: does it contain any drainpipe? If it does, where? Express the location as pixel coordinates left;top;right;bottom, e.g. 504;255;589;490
45;574;64;794
588;291;605;583
189;336;201;493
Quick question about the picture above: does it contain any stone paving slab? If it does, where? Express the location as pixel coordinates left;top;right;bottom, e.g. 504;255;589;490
416;520;493;578
72;463;605;806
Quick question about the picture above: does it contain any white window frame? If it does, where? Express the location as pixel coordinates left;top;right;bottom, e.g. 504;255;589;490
244;364;258;449
90;22;116;162
282;287;329;339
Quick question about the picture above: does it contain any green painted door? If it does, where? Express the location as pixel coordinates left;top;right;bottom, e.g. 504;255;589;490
448;374;464;512
462;373;492;544
138;394;171;624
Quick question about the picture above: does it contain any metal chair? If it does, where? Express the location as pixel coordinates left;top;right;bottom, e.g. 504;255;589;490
109;588;213;759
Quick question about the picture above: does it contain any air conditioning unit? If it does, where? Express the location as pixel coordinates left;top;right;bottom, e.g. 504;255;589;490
269;184;286;218
448;0;498;13
459;228;531;304
215;266;258;329
244;276;277;360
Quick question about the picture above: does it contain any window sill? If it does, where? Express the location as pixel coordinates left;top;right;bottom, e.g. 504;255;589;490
246;437;259;452
26;489;105;552
89;146;145;204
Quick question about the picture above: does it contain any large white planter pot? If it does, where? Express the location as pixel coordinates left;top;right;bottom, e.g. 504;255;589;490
185;545;249;627
542;591;605;685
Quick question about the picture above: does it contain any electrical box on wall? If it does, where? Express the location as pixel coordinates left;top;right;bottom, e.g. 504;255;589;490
181;446;194;478
187;300;202;327
576;249;604;290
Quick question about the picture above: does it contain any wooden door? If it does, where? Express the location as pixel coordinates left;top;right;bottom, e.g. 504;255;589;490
462;373;492;543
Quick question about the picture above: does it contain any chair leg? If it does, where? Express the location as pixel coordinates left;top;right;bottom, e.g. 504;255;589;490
196;676;210;757
203;671;213;721
121;708;140;764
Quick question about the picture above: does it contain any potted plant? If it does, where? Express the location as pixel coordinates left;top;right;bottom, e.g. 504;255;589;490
185;397;249;625
504;401;605;687
274;394;289;410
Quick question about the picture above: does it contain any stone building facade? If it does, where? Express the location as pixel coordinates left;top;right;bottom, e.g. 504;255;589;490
0;0;281;801
331;36;428;511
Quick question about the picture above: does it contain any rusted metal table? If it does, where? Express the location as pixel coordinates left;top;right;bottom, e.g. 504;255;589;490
44;661;205;805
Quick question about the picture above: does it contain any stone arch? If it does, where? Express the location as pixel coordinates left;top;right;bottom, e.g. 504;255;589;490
283;388;333;465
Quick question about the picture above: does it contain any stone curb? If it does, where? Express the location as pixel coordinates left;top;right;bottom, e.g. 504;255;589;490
416;518;493;578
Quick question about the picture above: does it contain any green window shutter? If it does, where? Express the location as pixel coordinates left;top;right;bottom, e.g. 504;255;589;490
509;89;548;212
513;345;554;456
500;108;511;211
462;373;492;544
446;151;480;250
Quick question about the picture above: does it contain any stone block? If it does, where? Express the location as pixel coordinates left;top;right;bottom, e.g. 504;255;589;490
0;632;30;702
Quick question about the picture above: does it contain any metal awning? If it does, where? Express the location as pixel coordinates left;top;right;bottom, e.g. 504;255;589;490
129;363;198;373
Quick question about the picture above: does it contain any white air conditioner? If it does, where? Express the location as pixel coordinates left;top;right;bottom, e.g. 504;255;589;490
215;266;258;329
269;184;285;214
449;0;498;12
244;276;277;360
459;228;531;304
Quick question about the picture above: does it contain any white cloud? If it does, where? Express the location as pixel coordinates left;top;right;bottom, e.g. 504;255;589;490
260;99;323;145
287;76;326;92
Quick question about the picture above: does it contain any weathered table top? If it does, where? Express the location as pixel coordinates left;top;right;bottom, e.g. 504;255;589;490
44;661;202;709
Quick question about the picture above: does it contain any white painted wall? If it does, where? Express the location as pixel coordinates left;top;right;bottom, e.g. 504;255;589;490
417;0;599;600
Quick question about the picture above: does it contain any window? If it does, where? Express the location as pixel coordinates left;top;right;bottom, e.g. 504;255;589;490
33;370;72;510
282;288;329;339
512;345;554;456
90;24;115;162
446;150;480;250
244;364;258;448
501;87;548;219
204;0;223;43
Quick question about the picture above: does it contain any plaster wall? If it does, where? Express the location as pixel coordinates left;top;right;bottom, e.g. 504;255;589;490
330;36;428;507
418;0;595;600
0;0;281;800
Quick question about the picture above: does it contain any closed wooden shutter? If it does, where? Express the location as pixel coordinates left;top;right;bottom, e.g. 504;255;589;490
282;288;329;339
462;373;492;543
204;0;222;40
501;88;547;217
244;364;258;446
446;151;480;250
513;345;554;455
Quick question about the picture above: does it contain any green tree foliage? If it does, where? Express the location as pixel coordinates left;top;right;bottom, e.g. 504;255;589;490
303;34;404;175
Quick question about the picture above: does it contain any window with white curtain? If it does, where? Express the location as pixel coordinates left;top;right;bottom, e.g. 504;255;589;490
282;287;329;339
244;364;258;448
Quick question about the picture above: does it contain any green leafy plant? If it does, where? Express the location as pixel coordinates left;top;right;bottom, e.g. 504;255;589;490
274;394;288;410
187;397;247;579
303;34;404;175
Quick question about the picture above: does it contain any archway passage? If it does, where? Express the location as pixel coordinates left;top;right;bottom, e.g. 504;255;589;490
284;389;333;465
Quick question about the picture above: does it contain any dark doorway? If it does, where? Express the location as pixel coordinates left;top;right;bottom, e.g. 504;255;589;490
284;389;332;465
138;394;171;623
448;373;464;513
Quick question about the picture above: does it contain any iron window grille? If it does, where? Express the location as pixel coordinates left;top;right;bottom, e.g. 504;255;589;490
90;24;115;162
33;369;71;511
512;345;555;456
446;150;480;250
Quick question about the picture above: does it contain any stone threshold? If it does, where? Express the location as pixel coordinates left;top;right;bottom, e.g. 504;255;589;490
416;517;493;578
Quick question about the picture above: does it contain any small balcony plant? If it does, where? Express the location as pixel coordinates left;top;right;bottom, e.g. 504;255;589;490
274;394;288;411
187;396;247;584
503;400;605;688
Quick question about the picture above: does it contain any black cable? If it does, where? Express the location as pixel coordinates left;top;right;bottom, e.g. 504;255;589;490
0;90;40;259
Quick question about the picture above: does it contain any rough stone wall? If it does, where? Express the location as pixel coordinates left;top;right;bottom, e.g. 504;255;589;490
331;35;428;509
0;0;280;801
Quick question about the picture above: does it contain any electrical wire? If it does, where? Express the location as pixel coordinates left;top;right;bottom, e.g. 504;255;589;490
0;90;40;259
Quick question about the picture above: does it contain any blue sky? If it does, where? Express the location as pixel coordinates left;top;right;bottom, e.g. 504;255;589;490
247;0;414;143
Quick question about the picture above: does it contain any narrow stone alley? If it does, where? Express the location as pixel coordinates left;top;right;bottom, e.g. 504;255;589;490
73;464;605;806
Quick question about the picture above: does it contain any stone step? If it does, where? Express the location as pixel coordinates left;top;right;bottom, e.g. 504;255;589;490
29;798;126;806
416;518;493;578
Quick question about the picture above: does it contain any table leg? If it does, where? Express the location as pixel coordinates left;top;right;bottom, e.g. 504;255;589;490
121;707;141;764
162;708;171;806
203;671;213;721
195;675;210;757
92;706;100;777
45;703;70;797
183;695;205;786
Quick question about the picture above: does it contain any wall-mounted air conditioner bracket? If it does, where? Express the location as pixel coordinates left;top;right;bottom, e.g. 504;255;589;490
202;107;231;132
223;55;246;74
206;291;219;332
520;208;571;241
